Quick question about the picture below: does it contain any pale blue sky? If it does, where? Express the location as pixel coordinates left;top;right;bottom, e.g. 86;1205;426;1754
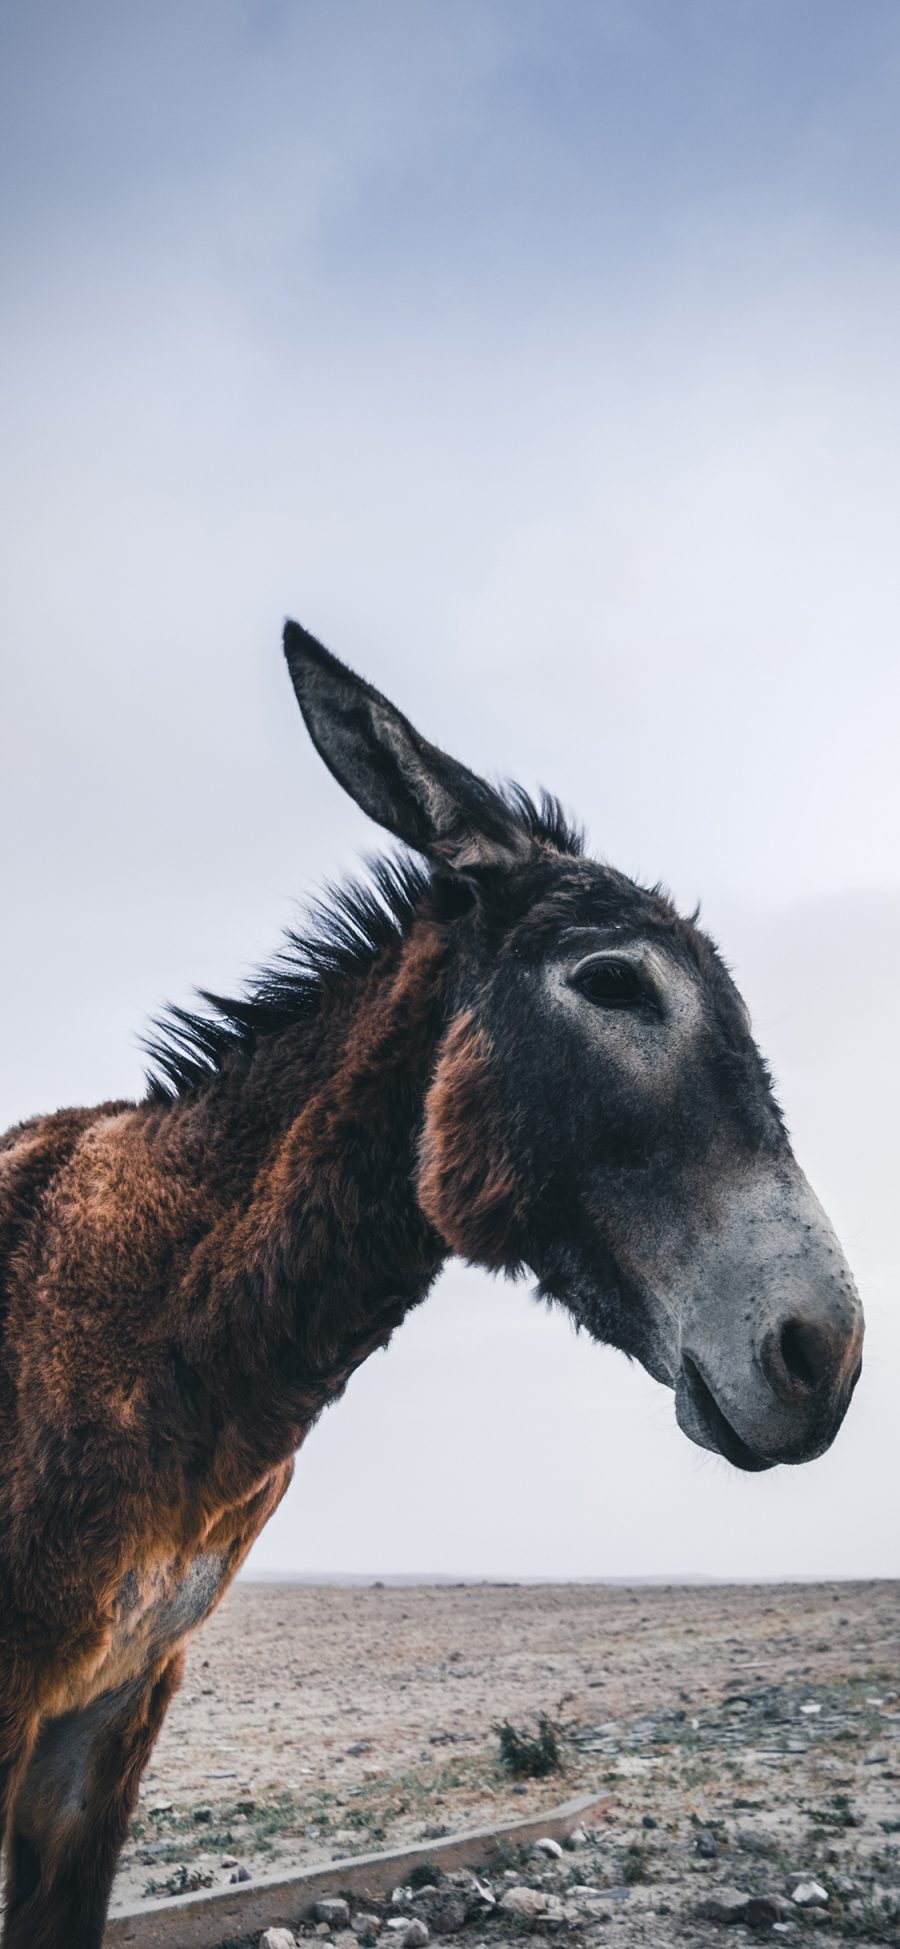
2;2;898;1578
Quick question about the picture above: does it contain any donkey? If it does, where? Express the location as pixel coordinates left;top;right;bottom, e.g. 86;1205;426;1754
0;623;863;1944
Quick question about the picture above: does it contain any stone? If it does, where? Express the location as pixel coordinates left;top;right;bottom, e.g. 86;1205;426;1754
697;1888;791;1927
744;1896;791;1926
260;1933;297;1949
696;1888;757;1923
317;1899;352;1928
564;1825;588;1850
694;1827;719;1858
499;1886;549;1918
400;1923;430;1948
791;1879;828;1906
220;1853;238;1867
642;1814;658;1829
411;1887;468;1932
229;1864;251;1883
532;1836;564;1859
352;1917;381;1945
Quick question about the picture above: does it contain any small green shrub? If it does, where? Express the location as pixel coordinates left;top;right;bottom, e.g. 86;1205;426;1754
620;1842;652;1884
144;1862;214;1898
493;1716;562;1779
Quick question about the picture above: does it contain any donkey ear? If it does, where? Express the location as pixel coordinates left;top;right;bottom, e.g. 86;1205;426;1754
283;621;530;870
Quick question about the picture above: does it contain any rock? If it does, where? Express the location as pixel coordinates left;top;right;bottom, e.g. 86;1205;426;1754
411;1887;468;1933
642;1814;658;1829
696;1888;757;1923
499;1886;549;1918
220;1853;238;1867
260;1933;297;1949
400;1924;429;1948
564;1825;588;1850
694;1827;719;1858
352;1917;381;1945
316;1899;352;1928
697;1888;791;1927
745;1896;791;1926
532;1836;564;1859
229;1864;251;1883
148;1799;173;1815
791;1879;828;1906
833;1874;858;1896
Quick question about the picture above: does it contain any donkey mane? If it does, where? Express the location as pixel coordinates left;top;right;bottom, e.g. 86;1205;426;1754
144;785;582;1103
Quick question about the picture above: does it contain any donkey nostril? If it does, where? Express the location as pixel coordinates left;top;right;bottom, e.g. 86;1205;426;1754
778;1318;832;1392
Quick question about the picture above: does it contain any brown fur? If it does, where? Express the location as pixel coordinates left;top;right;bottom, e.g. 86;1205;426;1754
417;1012;523;1270
0;920;455;1944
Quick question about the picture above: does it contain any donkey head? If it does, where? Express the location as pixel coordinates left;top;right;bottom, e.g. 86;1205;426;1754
285;622;863;1473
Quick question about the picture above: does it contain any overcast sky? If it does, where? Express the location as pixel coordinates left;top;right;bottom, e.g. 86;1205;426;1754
2;1;898;1581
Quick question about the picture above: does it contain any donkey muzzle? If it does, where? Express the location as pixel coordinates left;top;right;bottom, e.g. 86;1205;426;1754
675;1166;864;1471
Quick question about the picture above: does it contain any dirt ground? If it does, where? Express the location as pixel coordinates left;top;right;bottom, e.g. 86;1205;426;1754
111;1578;900;1941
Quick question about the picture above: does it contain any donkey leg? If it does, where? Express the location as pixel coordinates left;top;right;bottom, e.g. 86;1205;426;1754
2;1652;184;1949
0;1666;39;1876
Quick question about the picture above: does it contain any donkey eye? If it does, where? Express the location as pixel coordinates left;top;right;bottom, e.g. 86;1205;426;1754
572;959;646;1008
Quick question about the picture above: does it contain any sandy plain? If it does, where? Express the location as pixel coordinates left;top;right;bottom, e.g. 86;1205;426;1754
111;1578;899;1941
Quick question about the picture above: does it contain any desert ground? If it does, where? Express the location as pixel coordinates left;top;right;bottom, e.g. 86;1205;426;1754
111;1579;899;1943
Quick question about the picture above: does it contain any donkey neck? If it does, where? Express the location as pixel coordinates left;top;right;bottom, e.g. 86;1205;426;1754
171;914;452;1460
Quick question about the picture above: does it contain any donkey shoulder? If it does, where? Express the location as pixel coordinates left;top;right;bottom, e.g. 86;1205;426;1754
0;1102;133;1308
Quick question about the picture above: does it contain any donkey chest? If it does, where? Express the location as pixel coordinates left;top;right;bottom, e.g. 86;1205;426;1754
60;1552;230;1711
113;1552;228;1663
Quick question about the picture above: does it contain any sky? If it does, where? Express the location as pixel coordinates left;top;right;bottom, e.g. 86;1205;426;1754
1;0;898;1581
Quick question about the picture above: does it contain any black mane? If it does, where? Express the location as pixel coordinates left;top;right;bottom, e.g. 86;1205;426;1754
144;787;581;1103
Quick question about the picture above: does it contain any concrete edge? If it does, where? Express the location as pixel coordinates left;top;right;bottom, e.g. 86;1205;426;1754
105;1788;612;1949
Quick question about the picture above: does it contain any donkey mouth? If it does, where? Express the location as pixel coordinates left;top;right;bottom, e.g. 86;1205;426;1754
676;1356;774;1473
